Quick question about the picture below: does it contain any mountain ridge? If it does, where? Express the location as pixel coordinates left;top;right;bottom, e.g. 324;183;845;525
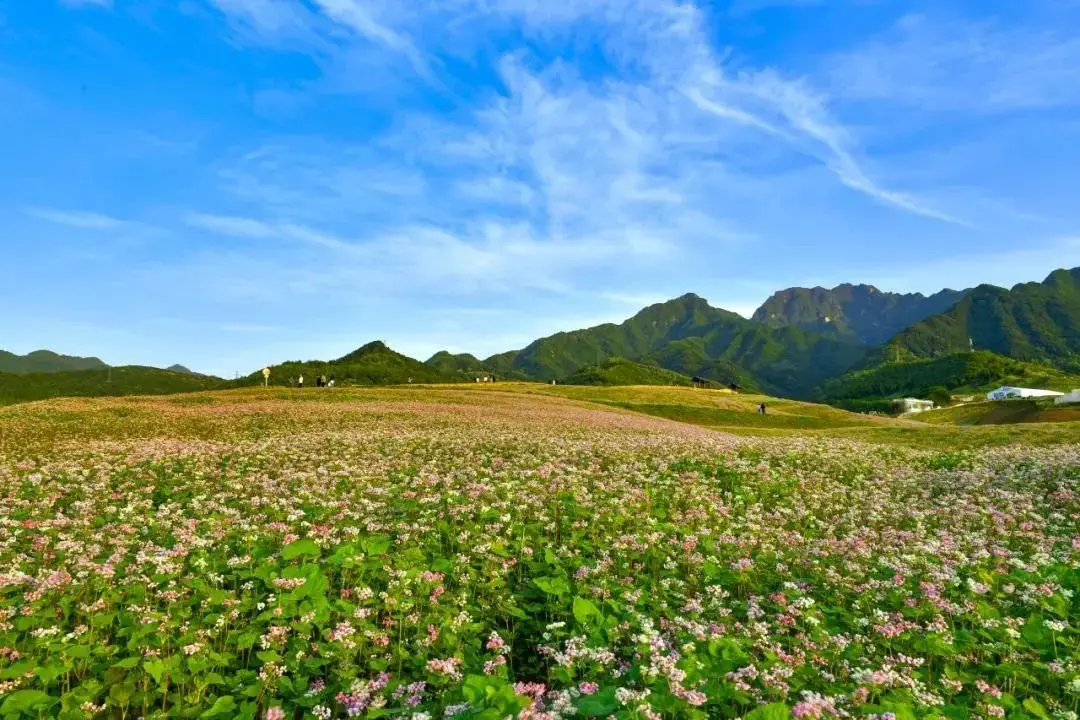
12;265;1080;409
752;283;968;345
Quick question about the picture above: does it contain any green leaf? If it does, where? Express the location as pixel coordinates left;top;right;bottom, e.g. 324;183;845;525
745;703;791;720
0;662;33;680
1023;699;1048;719
462;675;492;705
0;690;52;715
362;535;391;555
503;604;528;620
33;664;63;687
143;659;166;684
577;687;618;717
282;539;320;560
112;657;141;670
533;576;569;597
573;596;602;624
200;695;237;718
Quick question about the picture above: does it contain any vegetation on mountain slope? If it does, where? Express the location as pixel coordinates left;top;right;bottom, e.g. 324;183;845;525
641;339;763;392
240;341;456;387
503;294;864;396
0;349;108;374
879;268;1080;366
424;350;489;375
814;350;1080;412
753;284;966;345
0;366;225;405
562;357;694;386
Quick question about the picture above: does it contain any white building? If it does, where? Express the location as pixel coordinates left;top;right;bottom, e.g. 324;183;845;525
1055;389;1080;405
986;386;1064;401
892;398;935;413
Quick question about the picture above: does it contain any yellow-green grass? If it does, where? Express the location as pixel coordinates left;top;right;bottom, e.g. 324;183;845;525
913;398;1080;425
509;383;1080;448
5;383;1079;454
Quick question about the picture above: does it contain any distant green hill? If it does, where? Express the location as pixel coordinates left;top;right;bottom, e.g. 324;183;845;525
753;284;967;345
563;358;694;386
244;341;456;387
481;351;521;377
423;351;530;380
0;349;108;374
167;364;195;375
425;351;488;376
878;268;1080;367
498;294;864;397
814;350;1080;412
0;366;225;405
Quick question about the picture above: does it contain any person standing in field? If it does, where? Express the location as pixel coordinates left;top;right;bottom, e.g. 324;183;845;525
298;374;304;389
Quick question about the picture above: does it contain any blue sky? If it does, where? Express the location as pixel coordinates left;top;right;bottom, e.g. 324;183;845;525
2;0;1079;376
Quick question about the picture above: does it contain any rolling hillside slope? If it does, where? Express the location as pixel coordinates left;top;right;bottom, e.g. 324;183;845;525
0;366;225;405
0;349;108;374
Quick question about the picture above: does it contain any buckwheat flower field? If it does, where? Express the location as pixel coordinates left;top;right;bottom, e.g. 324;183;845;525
0;389;1078;720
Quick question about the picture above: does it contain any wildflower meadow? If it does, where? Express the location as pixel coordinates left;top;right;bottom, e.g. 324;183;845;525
0;388;1078;720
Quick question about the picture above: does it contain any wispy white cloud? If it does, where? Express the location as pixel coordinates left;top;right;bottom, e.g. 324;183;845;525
205;0;326;45
26;207;131;230
186;212;276;238
829;13;1080;112
197;0;960;228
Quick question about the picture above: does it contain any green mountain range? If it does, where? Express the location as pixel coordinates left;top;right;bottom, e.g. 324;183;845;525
10;265;1080;411
876;269;1080;366
0;349;107;374
753;284;967;345
479;293;864;396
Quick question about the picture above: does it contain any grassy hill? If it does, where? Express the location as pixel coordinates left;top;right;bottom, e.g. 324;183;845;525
517;383;1080;447
0;366;225;405
914;398;1080;426
815;350;1080;412
0;349;108;374
241;341;456;387
562;358;694;386
753;284;967;345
